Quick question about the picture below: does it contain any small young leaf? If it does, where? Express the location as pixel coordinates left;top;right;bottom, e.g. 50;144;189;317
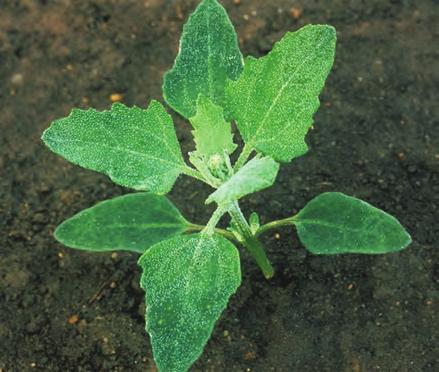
55;193;189;253
249;212;260;234
226;25;336;162
42;101;185;194
138;233;241;372
294;192;412;254
206;156;279;205
190;95;237;159
163;0;243;118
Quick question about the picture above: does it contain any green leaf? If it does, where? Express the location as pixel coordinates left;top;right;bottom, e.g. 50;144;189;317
42;101;185;194
206;156;279;205
163;0;243;119
138;233;241;372
294;192;412;254
249;212;260;234
55;193;189;254
190;95;237;159
226;25;336;162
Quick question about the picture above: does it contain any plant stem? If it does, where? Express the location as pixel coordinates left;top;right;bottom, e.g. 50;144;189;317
228;201;274;279
256;216;297;237
203;205;229;235
234;144;253;171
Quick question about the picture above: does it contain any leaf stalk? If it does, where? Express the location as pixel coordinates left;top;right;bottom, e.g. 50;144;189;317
256;216;297;237
234;144;254;171
187;223;237;241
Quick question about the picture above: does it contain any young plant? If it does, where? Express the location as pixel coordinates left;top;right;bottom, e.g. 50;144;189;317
42;0;411;370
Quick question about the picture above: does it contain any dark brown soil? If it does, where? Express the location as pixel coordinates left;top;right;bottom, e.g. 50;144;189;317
1;0;438;371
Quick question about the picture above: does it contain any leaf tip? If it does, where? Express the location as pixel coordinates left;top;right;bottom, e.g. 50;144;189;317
53;220;69;247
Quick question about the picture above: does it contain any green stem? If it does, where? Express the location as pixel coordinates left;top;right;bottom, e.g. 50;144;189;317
228;201;274;279
203;205;229;235
256;216;297;237
234;144;253;171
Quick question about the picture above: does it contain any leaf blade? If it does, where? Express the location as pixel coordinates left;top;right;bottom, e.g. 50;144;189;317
294;192;412;254
226;25;336;162
206;156;279;205
163;0;243;118
138;233;241;372
190;95;237;159
42;101;185;194
55;193;189;253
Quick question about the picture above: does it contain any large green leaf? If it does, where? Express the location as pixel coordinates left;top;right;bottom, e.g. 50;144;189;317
206;156;279;205
138;233;241;372
42;101;185;194
294;192;412;254
190;95;236;159
55;193;189;253
163;0;243;119
226;25;336;162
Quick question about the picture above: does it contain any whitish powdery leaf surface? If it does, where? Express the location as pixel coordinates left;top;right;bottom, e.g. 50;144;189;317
295;192;412;254
42;101;185;194
138;233;241;372
206;156;279;205
163;0;243;118
190;95;236;158
226;25;336;162
55;193;189;253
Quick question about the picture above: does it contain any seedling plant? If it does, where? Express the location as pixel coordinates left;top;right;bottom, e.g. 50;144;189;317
42;1;411;371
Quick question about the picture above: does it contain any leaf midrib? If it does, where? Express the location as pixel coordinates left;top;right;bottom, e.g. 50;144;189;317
90;222;187;230
48;136;184;169
296;218;380;236
247;31;329;147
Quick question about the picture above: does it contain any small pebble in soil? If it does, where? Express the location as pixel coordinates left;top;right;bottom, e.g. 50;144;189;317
243;351;257;361
175;4;184;20
68;314;79;325
233;0;241;5
110;93;123;102
10;73;24;86
290;6;302;19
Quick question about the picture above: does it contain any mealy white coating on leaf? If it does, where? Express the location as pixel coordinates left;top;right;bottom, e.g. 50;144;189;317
206;156;280;205
54;193;189;253
295;192;412;254
138;233;241;372
163;0;243;119
42;101;185;194
190;95;237;158
226;25;336;162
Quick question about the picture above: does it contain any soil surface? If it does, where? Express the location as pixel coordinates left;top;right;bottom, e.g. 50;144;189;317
1;0;438;371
